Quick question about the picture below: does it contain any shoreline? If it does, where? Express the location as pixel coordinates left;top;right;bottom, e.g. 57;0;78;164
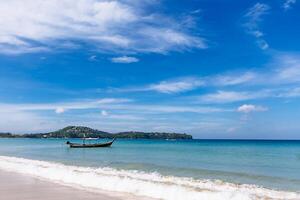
1;156;300;200
1;155;300;200
0;170;151;200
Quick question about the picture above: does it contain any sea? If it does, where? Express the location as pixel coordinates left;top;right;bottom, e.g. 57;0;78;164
0;138;300;200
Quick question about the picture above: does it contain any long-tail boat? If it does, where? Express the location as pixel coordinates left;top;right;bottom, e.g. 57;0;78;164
66;138;116;148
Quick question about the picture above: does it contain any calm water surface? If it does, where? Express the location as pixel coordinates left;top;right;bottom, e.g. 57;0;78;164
0;138;300;192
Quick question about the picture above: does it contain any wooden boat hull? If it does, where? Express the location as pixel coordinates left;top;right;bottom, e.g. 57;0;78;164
66;138;115;148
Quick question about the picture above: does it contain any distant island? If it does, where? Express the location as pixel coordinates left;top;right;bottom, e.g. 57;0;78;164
0;126;193;139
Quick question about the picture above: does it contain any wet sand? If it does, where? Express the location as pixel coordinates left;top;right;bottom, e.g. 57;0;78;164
0;170;148;200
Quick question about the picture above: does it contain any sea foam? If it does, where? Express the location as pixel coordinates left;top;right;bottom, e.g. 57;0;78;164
0;156;299;200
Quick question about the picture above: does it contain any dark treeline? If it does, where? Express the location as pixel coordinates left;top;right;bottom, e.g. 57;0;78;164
0;126;193;140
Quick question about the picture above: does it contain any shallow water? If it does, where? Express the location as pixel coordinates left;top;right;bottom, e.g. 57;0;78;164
0;138;299;199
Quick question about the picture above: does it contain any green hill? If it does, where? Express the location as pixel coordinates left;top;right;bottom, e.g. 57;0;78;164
1;126;192;139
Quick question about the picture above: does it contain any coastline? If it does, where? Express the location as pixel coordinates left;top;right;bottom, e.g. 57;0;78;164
0;170;151;200
1;155;300;200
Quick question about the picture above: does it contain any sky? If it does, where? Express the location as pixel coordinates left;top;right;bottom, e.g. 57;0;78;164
0;0;300;139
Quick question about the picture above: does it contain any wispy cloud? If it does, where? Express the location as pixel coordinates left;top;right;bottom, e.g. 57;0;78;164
207;54;300;87
111;77;204;94
0;98;132;114
207;53;300;87
101;110;108;116
104;114;143;121
111;72;258;95
198;90;268;103
277;87;300;97
237;104;268;113
243;3;270;50
0;0;206;55
55;107;65;114
0;109;50;133
211;72;256;86
120;104;228;114
106;53;300;96
89;55;97;61
148;77;204;93
208;53;300;87
0;97;228;116
283;0;297;10
273;54;300;83
111;56;139;63
196;85;300;104
0;97;230;133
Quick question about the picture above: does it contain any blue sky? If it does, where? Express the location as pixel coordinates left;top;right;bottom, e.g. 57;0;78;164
0;0;300;138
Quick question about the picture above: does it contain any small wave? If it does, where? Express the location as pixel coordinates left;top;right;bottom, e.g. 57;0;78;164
0;156;299;200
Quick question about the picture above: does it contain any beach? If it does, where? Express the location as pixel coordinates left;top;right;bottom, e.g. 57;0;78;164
0;170;151;200
1;0;299;199
0;139;300;200
0;170;116;200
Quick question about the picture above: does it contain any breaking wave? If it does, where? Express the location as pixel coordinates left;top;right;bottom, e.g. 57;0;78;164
0;156;299;200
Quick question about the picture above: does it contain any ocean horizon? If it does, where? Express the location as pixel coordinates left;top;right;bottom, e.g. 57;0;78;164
1;1;300;199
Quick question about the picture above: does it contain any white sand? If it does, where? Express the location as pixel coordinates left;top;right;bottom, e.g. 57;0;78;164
0;170;151;200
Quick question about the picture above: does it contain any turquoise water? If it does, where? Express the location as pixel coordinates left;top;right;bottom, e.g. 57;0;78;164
0;138;300;193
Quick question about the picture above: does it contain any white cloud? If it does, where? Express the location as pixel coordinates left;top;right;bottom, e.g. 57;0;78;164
237;104;268;113
0;98;230;133
195;84;300;104
110;77;204;94
123;105;228;114
278;87;300;97
257;39;269;50
137;27;207;53
273;54;300;83
243;3;270;50
0;98;228;118
148;78;204;93
199;91;259;103
209;53;300;87
198;87;284;104
0;0;206;54
283;0;297;10
244;3;270;32
104;53;300;101
212;72;256;86
111;56;139;63
106;114;143;120
0;106;65;133
101;110;108;116
89;55;97;61
209;55;300;87
0;98;131;113
96;98;131;104
55;107;65;114
0;113;38;133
